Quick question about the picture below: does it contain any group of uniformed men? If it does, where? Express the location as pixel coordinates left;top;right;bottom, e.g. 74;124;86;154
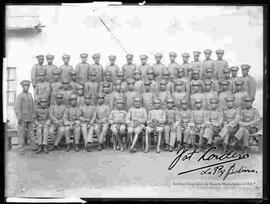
15;49;260;155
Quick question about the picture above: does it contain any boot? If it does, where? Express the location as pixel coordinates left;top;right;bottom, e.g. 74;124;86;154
98;143;102;151
164;144;169;151
244;147;248;154
169;145;174;152
35;145;43;154
156;146;161;153
66;143;71;152
86;143;91;152
101;143;105;149
43;145;49;153
75;144;79;152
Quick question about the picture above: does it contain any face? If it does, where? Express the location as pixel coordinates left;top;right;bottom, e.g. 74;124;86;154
160;83;166;91
224;72;230;79
94;57;100;64
22;84;29;92
128;83;134;90
194;55;199;61
193;85;199;92
147;73;154;80
175;84;184;92
245;101;253;108
40;75;45;81
63;58;70;64
127;58;133;64
47;58;53;64
134;73;141;80
77;89;83;95
63;83;69;89
53;74;60;81
90;74;96;81
116;102;123;110
205;72;213;79
38;57;44;64
183;56;189;63
192;73;199;80
115;84;121;91
210;102;218;110
141;58;147;64
226;100;234;108
242;69;249;76
195;102;202;109
204;84;211;91
81;57;87;63
205;53;211;59
56;97;63;105
217;53;223;60
231;70;238;77
70;99;77;106
98;97;104;105
155;56;162;63
109;59;115;65
85;97;91;105
103;86;110;93
144;84;150;91
221;84;228;91
117;74;124;81
163;74;170;81
71;75;76;81
154;102;160;109
181;103;188;110
134;100;141;108
235;84;242;91
105;74;111;81
167;102;174;109
170;55;176;62
40;101;47;108
177;71;184;78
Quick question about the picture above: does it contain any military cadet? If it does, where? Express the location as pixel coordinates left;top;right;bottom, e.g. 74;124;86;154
215;49;229;80
31;55;46;89
178;99;193;149
203;80;218;110
160;69;174;93
189;69;203;93
190;81;205;110
63;94;81;151
104;55;120;82
218;80;233;110
232;96;260;153
164;97;180;152
34;70;51;103
60;80;74;106
127;97;148;152
146;67;158;93
50;69;62;105
223;68;233;91
109;99;127;151
218;96;240;152
157;79;171;109
76;85;85;107
233;80;249;109
122;54;137;80
174;67;189;93
145;99;166;153
180;52;192;79
99;70;113;93
69;70;81;92
191;51;203;79
15;80;36;154
110;80;126;110
59;54;74;82
34;97;50;154
138;54;152;80
204;67;219;92
84;71;100;105
102;82;112;107
172;79;189;111
240;64;256;99
142;80;156;112
49;93;66;151
134;69;144;94
189;99;207;149
45;54;60;83
78;93;96;152
202;49;215;80
90;53;103;82
230;66;240;93
167;52;181;80
116;70;128;92
75;53;91;84
94;93;110;151
152;53;166;82
126;79;140;111
202;98;223;149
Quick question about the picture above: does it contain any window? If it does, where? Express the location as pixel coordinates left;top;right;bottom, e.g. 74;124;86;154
7;67;16;106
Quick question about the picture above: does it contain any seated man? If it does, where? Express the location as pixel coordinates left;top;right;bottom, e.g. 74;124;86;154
219;96;240;152
63;94;81;152
109;99;127;151
202;98;223;149
232;96;260;154
145;99;166;153
127;97;148;153
35;97;50;154
78;93;96;152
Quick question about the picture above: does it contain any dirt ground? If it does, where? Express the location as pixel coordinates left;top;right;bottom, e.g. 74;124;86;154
5;144;263;198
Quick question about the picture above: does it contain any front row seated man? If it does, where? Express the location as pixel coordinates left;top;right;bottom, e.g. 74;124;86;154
145;99;166;153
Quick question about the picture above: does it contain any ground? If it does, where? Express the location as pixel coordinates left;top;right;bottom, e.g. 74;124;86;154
6;144;263;198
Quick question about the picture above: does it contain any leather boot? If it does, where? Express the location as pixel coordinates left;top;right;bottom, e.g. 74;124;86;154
75;144;79;152
169;145;174;152
43;145;49;153
66;143;71;152
35;145;42;154
98;143;102;151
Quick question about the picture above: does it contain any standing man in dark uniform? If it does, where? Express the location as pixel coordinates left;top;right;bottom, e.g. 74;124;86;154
59;54;73;82
45;54;59;83
31;55;46;89
75;53;91;84
105;55;120;82
91;53;103;82
191;51;203;80
215;49;229;80
123;54;137;80
138;55;152;81
202;49;215;80
167;52;181;81
153;53;166;82
240;64;256;99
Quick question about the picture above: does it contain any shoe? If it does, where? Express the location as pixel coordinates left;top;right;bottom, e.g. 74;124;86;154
101;143;105;149
75;144;79;152
156;146;161;153
66;143;70;152
43;145;49;153
98;144;102;151
164;144;169;151
169;145;174;152
86;143;91;152
35;145;42;154
120;146;124;152
130;147;136;153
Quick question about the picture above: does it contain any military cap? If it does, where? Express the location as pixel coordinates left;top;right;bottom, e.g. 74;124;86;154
39;97;48;103
126;54;133;59
140;55;148;59
154;53;163;58
169;52;177;57
103;82;110;87
192;69;200;74
223;68;230;73
182;52;190;58
97;93;105;98
108;55;116;60
191;81;201;86
195;98;203;103
225;96;235;101
80;53;88;58
76;84;83;90
153;99;161;104
216;49;224;54
114;80;122;85
134;69;142;74
166;97;175;103
84;93;92;99
146;68;154;74
181;98;189;104
55;93;64;99
62;79;70;84
20;80;31;86
117;70;124;76
134;97;142;102
36;55;44;59
220;80;229;85
69;94;77;100
116;99;124;104
144;80;151;85
204;80;213;85
204;49;212;54
89;71;97;76
162;69;170;75
38;71;46;76
104;70;111;76
92;53;100;59
62;54;70;59
69;70;77;75
235;80;244;85
210;98;219;104
127;78;135;84
174;79;184;85
160;79;168;85
205;67;214;73
243;96;254;102
241;64;251;70
193;51;201;56
53;69;61;75
230;66;239;71
46;54;54;59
